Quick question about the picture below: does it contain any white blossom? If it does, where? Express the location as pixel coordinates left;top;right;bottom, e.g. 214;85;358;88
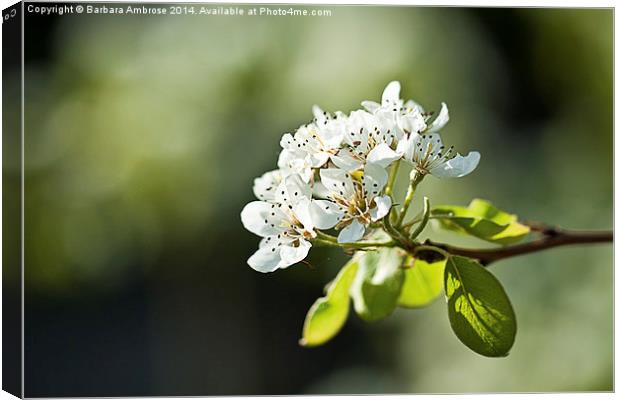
241;174;325;272
310;163;392;243
362;81;452;138
241;80;482;273
398;132;480;178
361;81;428;137
278;106;346;182
277;148;314;183
253;169;284;201
425;102;450;133
330;110;401;172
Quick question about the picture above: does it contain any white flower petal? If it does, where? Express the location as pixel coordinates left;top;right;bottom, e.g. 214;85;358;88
259;234;294;249
241;201;286;237
312;181;331;199
247;245;282;273
397;112;426;135
426;102;449;133
349;109;374;121
331;152;363;172
300;168;314;183
408;133;444;166
288;174;313;199
363;162;389;195
430;151;481;178
310;200;344;230
366;143;401;168
279;239;312;269
361;100;381;113
374;112;400;140
309;152;330;168
279;133;296;150
277;149;312;181
277;149;298;168
396;133;416;162
334;111;348;120
345;110;372;138
337;220;366;243
312;105;327;123
370;195;392;221
320;168;356;198
292;198;315;231
276;174;312;203
321;132;344;150
404;99;425;114
252;169;283;201
381;81;401;106
316;115;346;148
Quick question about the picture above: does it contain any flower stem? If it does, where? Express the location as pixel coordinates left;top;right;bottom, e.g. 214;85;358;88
383;217;403;241
384;160;400;197
409;196;430;240
396;171;424;227
382;216;413;251
313;238;395;249
342;240;396;249
316;230;338;243
385;161;401;224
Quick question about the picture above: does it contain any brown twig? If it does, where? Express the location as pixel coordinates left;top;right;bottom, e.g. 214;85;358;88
423;223;613;265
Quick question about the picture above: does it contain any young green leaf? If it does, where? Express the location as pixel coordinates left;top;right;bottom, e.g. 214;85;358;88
432;198;530;245
398;257;446;308
300;258;359;347
350;248;405;322
444;255;517;357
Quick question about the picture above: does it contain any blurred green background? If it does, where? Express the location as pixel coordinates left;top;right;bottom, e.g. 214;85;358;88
6;5;612;396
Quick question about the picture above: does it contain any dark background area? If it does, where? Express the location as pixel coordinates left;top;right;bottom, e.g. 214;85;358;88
4;4;612;396
3;2;23;397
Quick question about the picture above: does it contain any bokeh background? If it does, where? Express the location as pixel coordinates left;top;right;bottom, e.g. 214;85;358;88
4;4;613;396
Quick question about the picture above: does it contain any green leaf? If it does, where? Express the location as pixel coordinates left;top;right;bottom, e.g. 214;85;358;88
350;248;405;322
398;257;446;308
300;258;359;347
432;198;530;245
444;255;517;357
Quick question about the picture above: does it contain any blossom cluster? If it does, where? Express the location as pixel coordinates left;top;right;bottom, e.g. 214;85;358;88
241;81;480;272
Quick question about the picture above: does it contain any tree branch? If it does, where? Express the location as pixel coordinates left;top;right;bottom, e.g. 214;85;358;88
422;223;613;265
